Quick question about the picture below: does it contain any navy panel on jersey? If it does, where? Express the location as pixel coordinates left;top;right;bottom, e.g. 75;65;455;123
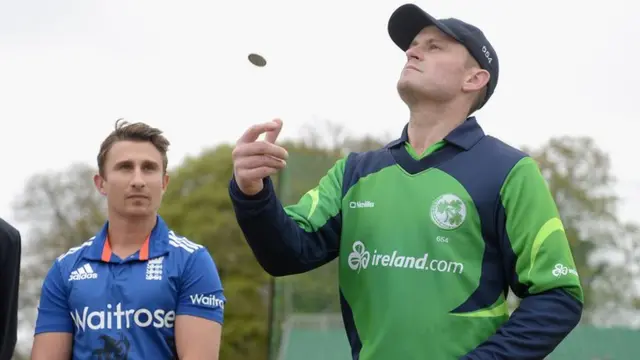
336;117;528;358
437;136;527;313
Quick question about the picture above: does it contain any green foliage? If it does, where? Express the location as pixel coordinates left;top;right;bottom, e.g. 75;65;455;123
12;163;106;358
267;135;390;359
273;137;391;315
159;144;271;360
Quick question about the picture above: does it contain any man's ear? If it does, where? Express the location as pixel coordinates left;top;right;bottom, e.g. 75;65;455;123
463;68;490;93
162;174;170;194
93;174;107;196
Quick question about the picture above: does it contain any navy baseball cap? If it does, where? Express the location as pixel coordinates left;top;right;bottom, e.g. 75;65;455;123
388;4;499;110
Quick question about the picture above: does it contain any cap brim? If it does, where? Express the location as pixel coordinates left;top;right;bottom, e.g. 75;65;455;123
388;4;459;51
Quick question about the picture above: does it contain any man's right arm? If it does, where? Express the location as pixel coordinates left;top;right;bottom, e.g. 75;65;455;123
229;157;346;276
31;261;73;360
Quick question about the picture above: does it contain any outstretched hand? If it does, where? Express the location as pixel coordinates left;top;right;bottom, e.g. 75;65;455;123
232;119;288;196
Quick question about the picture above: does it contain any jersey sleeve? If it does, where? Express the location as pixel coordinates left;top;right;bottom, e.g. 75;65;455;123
462;156;583;360
34;260;74;334
229;157;346;276
283;157;345;235
176;248;225;325
500;156;583;301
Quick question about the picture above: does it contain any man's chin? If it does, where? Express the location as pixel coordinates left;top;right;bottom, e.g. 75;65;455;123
397;79;424;104
123;207;155;218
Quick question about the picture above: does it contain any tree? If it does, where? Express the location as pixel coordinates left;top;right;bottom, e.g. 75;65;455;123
274;125;391;313
10;120;392;360
525;136;639;324
586;222;640;327
297;119;393;155
12;163;106;358
159;144;272;360
265;124;391;359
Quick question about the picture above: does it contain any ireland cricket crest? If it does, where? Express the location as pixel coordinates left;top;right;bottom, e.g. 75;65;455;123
430;194;467;230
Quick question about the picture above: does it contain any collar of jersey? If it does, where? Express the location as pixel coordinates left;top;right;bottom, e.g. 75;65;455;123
82;215;170;262
385;116;485;150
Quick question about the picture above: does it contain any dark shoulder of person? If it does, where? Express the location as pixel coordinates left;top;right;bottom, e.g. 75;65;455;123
0;217;21;360
0;218;20;242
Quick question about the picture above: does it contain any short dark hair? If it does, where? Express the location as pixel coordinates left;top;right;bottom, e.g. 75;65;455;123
97;119;170;177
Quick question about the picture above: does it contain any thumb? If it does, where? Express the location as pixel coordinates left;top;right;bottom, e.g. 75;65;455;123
264;119;283;144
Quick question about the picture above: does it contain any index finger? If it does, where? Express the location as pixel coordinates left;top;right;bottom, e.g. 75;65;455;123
264;119;283;144
237;121;281;144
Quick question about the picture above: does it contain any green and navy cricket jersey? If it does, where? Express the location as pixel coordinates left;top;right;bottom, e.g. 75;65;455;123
230;117;584;360
34;216;225;360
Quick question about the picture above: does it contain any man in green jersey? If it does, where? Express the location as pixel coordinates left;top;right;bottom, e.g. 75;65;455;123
229;3;583;359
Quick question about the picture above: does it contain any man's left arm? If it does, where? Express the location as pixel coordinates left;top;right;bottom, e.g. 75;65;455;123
0;218;21;360
463;156;584;360
175;247;225;360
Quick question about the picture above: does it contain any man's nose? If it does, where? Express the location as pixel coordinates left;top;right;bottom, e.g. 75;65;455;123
405;46;422;61
130;169;146;188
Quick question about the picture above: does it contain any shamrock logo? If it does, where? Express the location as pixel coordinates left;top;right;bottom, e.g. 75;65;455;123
348;241;370;273
552;264;569;277
430;194;467;230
